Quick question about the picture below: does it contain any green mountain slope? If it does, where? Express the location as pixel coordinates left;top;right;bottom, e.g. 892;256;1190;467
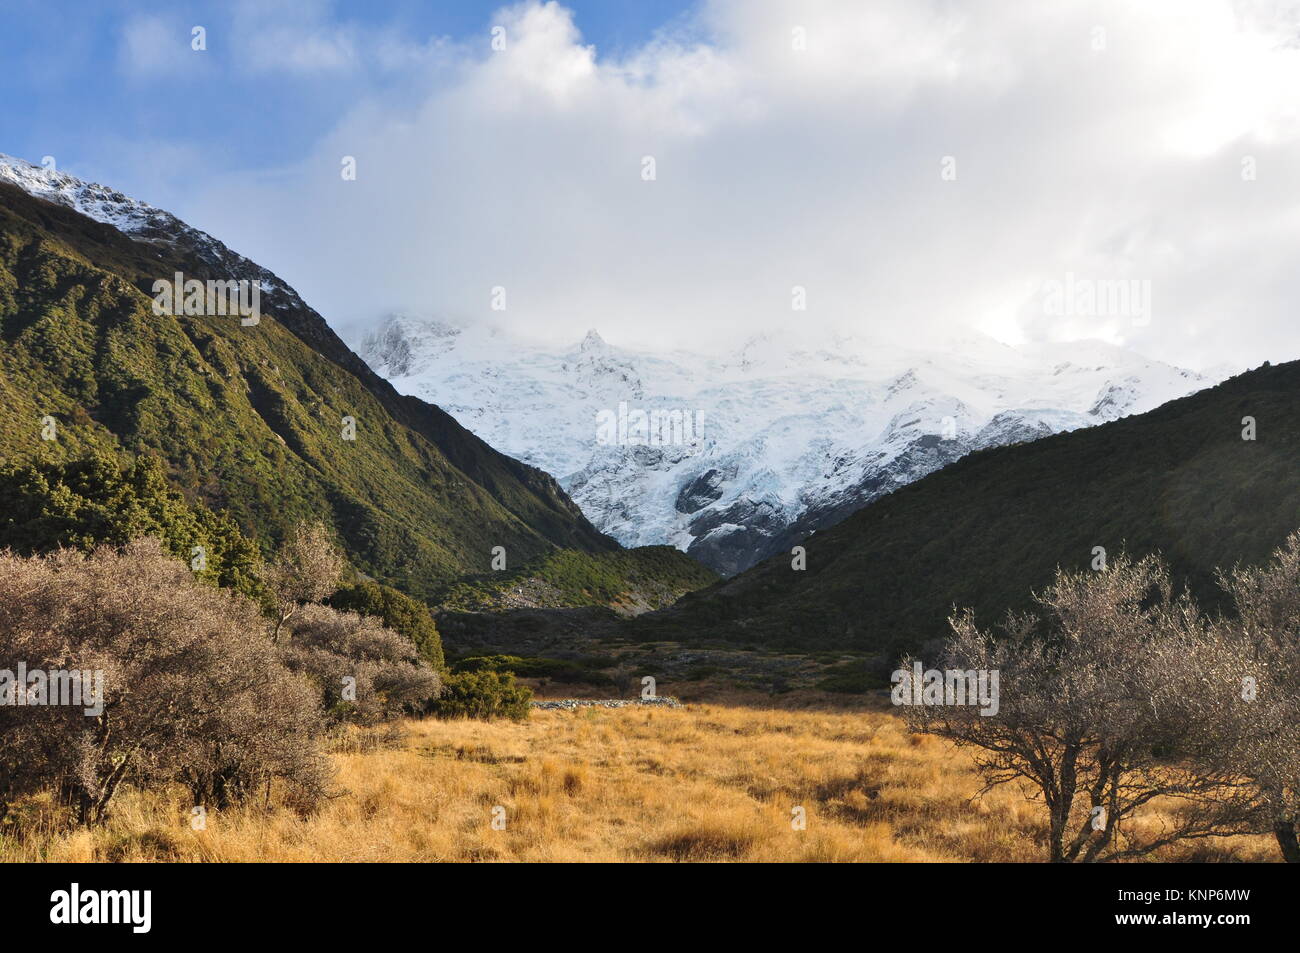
0;181;620;598
644;359;1300;654
437;546;718;614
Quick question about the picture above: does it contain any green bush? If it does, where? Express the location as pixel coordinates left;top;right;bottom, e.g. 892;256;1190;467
0;453;265;601
329;581;445;670
451;653;614;685
428;670;532;721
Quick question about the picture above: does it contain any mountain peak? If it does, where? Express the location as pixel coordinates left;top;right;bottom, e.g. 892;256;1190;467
649;358;1300;651
579;328;608;352
0;152;166;236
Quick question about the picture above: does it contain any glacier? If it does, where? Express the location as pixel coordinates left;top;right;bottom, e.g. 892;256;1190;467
356;313;1224;575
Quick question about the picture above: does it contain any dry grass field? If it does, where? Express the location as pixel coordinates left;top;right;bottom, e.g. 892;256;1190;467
0;694;1279;863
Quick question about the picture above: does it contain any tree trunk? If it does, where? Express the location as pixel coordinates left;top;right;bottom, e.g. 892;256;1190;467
1048;801;1068;862
1275;821;1300;863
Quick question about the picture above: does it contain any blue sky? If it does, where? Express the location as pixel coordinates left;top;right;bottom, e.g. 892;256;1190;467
0;0;697;190
1;0;1298;370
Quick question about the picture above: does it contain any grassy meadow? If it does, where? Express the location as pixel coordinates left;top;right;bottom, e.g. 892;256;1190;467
1;692;1277;863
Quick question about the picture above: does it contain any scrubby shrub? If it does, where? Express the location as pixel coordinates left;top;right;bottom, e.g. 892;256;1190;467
436;546;717;612
1178;531;1300;862
266;522;346;641
0;539;328;824
429;670;533;721
171;650;328;813
329;581;445;670
279;604;442;725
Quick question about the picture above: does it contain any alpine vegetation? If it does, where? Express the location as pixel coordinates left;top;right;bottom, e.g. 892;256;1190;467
0;539;330;825
0;518;449;827
150;271;261;325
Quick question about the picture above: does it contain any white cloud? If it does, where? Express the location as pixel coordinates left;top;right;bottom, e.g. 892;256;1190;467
178;0;1300;370
226;0;452;76
231;0;359;74
118;15;201;77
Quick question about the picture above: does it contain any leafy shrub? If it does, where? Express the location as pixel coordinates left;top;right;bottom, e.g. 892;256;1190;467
428;670;532;721
279;604;442;725
814;657;896;694
329;581;445;670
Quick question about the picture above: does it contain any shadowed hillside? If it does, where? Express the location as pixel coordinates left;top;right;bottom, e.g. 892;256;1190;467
643;359;1300;654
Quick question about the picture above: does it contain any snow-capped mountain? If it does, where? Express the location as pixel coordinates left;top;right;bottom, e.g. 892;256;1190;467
0;153;301;307
0;152;389;388
2;152;1223;578
357;314;1224;575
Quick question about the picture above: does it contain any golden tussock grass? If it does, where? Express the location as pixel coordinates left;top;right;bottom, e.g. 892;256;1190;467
0;697;1280;863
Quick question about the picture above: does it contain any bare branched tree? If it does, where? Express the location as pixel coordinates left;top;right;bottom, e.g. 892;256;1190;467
265;521;346;642
902;555;1258;862
1184;532;1300;861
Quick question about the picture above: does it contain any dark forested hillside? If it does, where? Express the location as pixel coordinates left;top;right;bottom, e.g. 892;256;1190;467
644;359;1300;654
